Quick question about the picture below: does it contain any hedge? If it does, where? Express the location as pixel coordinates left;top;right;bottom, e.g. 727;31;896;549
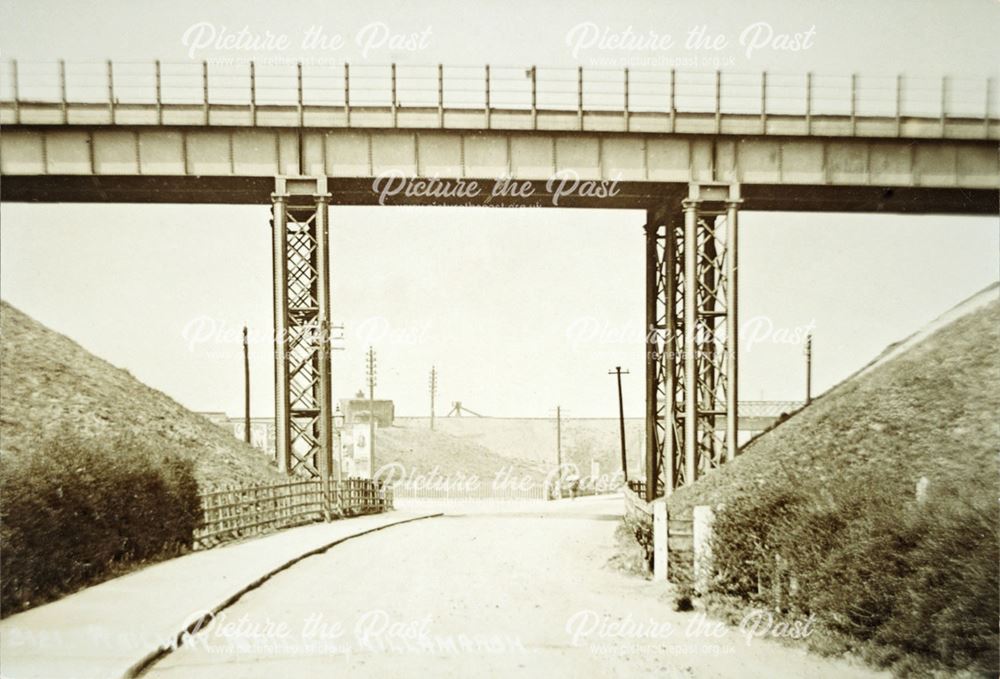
708;475;998;675
1;430;200;616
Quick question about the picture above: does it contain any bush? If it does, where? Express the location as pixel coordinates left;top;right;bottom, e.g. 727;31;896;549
610;514;652;576
874;486;999;671
622;510;653;569
709;485;810;601
708;476;999;675
1;429;200;616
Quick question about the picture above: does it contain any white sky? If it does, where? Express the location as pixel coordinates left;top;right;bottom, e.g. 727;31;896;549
1;0;998;418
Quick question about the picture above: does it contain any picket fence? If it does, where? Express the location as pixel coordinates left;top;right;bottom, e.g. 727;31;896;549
194;478;392;549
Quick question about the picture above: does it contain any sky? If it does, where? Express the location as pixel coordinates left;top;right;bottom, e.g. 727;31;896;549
1;0;998;418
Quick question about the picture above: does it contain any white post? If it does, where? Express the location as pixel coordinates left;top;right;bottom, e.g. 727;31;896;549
916;476;930;505
652;499;668;581
773;553;785;609
693;505;715;595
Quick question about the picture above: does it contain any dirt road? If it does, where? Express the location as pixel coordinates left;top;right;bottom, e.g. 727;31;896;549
146;496;884;678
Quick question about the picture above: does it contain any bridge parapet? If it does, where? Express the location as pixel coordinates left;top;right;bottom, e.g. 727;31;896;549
1;60;996;140
738;400;803;418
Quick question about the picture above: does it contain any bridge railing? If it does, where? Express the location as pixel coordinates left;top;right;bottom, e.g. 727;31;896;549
194;477;392;549
0;59;995;122
738;400;804;418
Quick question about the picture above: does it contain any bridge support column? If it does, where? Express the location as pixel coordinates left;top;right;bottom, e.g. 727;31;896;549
271;176;334;478
645;183;740;500
644;209;680;503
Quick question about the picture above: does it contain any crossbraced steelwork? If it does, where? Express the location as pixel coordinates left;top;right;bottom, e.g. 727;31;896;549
645;183;740;501
272;177;333;478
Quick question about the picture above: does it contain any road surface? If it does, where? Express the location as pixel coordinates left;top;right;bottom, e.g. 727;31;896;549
146;496;883;678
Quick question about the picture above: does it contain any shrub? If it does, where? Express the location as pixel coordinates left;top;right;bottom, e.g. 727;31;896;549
709;484;811;602
621;510;653;570
873;485;999;672
610;514;652;576
707;475;998;675
1;429;200;616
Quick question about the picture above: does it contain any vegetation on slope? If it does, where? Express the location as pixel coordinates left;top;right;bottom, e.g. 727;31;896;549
395;416;645;477
374;422;549;489
0;301;284;615
670;297;1000;676
0;301;284;489
1;430;200;616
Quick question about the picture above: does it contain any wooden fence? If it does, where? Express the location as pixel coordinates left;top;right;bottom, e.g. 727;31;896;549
624;481;653;522
623;481;694;583
194;478;392;549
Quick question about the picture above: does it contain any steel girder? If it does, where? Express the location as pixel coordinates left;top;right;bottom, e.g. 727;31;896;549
272;176;333;479
645;183;740;501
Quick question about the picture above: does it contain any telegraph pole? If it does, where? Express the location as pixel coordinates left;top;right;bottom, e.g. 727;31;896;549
609;367;630;481
429;366;437;431
242;325;251;444
556;405;562;468
366;347;377;478
805;333;813;405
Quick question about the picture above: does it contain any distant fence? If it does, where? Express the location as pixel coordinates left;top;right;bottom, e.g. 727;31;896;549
390;482;546;501
551;474;625;500
390;475;625;501
194;478;392;549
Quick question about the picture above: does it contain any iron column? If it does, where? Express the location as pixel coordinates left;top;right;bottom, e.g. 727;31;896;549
271;191;291;474
315;192;333;479
664;216;678;495
682;191;699;485
271;176;333;479
644;219;658;502
725;185;741;462
243;325;251;445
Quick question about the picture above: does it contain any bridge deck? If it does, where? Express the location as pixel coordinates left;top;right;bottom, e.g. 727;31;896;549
1;62;997;211
3;101;997;140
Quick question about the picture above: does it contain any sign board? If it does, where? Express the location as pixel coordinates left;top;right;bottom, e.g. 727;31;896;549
352;422;372;479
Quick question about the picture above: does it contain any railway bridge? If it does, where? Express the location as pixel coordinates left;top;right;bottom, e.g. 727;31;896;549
2;60;997;501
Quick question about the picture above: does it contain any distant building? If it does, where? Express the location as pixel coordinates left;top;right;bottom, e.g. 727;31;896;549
198;397;395;458
199;411;231;428
198;412;277;457
339;398;394;428
233;418;278;456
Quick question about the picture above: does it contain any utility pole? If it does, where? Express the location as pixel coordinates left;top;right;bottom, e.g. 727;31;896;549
556;405;562;468
242;325;250;445
805;333;813;406
366;347;377;478
609;367;630;482
429;366;437;431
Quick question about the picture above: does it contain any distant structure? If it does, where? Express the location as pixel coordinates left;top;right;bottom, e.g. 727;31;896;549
198;396;396;457
199;411;231;428
446;401;483;417
200;398;784;458
339;396;394;428
199;412;278;457
730;401;804;443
